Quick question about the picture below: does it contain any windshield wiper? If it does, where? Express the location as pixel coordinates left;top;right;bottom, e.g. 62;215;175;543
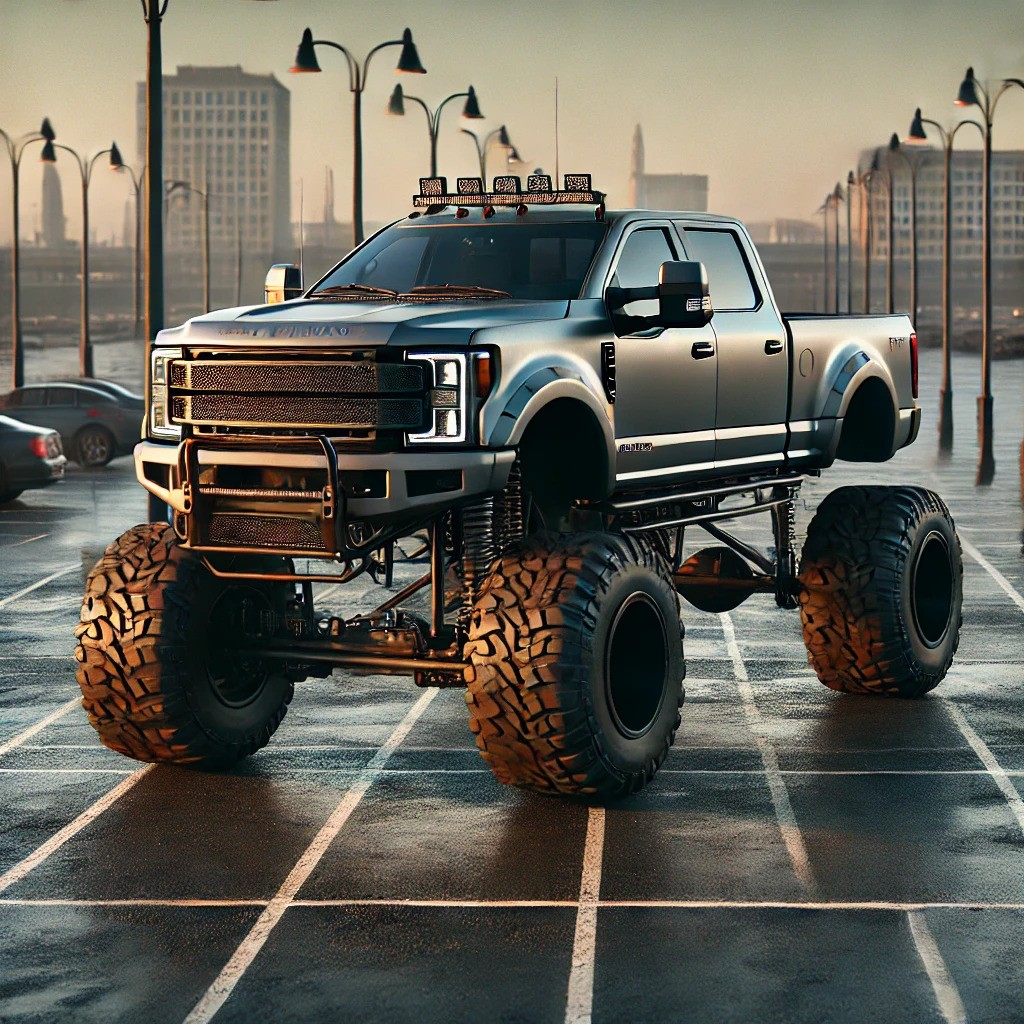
399;284;513;299
310;284;399;299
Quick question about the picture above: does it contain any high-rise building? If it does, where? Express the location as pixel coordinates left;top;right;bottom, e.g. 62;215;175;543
859;145;1024;259
138;65;291;257
41;162;66;248
629;125;708;212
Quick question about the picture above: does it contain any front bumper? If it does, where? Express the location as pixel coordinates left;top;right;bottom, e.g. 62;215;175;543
135;438;515;558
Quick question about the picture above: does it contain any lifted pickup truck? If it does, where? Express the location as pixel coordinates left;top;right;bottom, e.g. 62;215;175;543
76;173;963;798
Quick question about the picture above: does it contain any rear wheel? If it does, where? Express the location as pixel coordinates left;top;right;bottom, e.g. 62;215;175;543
75;521;295;766
465;532;685;798
75;425;115;468
798;485;962;697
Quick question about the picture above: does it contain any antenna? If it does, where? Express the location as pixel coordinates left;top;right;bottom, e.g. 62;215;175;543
554;76;560;186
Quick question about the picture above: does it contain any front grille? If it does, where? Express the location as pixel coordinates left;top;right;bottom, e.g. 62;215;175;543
168;352;427;436
207;513;326;552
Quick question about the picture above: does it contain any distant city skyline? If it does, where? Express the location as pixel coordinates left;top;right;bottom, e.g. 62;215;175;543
1;0;1022;253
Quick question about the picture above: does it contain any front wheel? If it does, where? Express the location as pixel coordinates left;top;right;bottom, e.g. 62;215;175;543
75;522;295;766
798;485;962;697
464;532;685;798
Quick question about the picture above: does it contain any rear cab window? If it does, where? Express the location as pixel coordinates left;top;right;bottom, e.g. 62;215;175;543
674;225;760;311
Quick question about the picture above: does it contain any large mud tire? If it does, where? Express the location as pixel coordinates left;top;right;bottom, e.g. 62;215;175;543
464;532;685;798
75;522;295;766
798;485;962;697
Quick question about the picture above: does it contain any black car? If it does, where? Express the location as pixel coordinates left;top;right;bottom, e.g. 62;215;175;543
0;381;144;467
0;415;66;504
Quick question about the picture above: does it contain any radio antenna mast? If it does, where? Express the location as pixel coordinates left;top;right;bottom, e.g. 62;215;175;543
554;77;560;185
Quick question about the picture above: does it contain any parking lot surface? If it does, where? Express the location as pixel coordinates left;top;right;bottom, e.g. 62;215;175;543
0;350;1022;1023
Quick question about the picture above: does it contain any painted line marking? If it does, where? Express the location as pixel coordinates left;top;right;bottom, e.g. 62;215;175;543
0;533;49;548
0;765;155;894
0;563;80;611
565;807;605;1024
961;537;1024;613
721;612;816;892
0;696;81;760
0;768;136;775
183;688;438;1024
945;702;1024;839
0;898;268;908
908;910;967;1024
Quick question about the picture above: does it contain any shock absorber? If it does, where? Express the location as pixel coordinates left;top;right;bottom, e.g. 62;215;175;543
460;497;496;625
772;485;799;609
502;461;526;547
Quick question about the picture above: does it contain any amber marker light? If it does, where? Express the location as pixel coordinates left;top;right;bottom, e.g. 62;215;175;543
474;352;497;400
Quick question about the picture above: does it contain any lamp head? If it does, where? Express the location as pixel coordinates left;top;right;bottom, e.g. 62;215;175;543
956;66;979;107
846;169;856;186
40;140;56;163
907;107;927;142
507;145;523;163
462;86;483;119
40;118;56;142
290;28;321;73
497;125;511;147
387;84;405;116
833;182;844;202
888;132;901;152
397;28;426;74
109;142;123;169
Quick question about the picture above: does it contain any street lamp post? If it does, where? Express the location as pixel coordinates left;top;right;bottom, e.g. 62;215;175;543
291;27;426;249
41;139;119;378
846;170;855;314
819;195;830;312
907;108;984;453
1;118;55;389
888;133;925;331
460;124;522;184
110;145;143;338
856;165;876;314
879;147;896;314
387;84;484;177
832;182;843;313
166;179;211;313
953;66;1024;485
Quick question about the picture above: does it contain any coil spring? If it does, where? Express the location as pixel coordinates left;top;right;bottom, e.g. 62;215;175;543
460;497;496;624
502;461;526;547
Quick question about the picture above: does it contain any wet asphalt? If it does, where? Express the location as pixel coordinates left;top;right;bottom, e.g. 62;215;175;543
0;350;1021;1023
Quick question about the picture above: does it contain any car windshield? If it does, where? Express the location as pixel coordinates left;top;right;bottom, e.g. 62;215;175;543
311;220;607;301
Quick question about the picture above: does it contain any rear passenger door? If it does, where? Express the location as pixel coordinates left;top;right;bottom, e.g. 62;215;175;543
676;225;788;470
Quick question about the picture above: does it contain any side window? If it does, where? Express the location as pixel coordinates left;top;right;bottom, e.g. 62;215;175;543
16;388;44;407
44;387;79;407
356;235;429;293
610;227;676;317
676;227;759;310
5;390;25;408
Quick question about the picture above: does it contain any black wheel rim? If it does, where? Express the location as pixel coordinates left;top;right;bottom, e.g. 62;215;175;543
604;592;669;739
910;530;954;649
80;430;111;465
203;585;271;708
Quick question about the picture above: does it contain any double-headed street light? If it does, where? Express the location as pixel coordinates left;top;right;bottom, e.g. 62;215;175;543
166;178;211;314
460;124;522;185
907;107;984;454
850;163;877;314
1;117;55;388
388;83;484;177
41;139;120;378
887;133;925;331
953;66;1024;485
291;26;426;248
845;170;855;314
831;182;843;313
110;145;143;338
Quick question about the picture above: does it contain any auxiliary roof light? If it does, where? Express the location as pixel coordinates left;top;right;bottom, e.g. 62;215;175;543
414;173;604;208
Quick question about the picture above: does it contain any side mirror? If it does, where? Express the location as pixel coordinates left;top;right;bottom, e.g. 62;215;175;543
264;264;303;304
658;260;713;328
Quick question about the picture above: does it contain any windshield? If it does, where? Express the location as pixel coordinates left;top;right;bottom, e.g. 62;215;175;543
311;220;607;301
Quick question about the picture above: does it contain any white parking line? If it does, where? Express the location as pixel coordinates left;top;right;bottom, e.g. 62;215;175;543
564;807;605;1024
183;688;438;1024
961;537;1024;613
0;696;81;760
0;563;80;611
945;702;1024;839
0;533;50;548
720;612;817;892
907;910;967;1024
0;764;155;894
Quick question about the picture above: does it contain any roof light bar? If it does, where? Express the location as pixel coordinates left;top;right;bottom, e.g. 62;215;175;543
414;173;603;207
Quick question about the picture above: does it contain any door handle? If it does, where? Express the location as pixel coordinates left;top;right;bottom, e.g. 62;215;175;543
764;339;784;355
691;341;715;360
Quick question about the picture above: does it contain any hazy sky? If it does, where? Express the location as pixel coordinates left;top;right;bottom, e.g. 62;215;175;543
1;0;1023;247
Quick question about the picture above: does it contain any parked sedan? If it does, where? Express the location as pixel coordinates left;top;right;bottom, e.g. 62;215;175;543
0;415;66;504
0;381;143;468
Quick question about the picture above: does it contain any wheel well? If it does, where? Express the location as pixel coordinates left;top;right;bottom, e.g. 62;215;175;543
517;399;609;518
835;378;896;462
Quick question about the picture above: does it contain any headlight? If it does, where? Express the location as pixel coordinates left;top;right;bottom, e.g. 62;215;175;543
406;353;467;444
149;347;182;440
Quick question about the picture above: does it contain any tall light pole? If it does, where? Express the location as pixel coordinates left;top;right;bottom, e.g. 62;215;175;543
846;170;855;314
887;133;925;331
1;118;55;389
954;66;1024;485
291;27;426;248
110;145;143;338
166;179;211;313
907;108;984;454
41;139;119;378
880;146;896;314
818;194;831;313
460;125;522;186
855;164;876;314
831;182;843;313
387;84;483;177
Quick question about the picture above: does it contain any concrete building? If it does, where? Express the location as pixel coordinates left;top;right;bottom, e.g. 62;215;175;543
629;125;708;211
138;65;291;257
859;145;1024;259
41;163;66;248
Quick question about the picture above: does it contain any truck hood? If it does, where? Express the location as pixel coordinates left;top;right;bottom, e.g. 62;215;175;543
156;299;570;350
